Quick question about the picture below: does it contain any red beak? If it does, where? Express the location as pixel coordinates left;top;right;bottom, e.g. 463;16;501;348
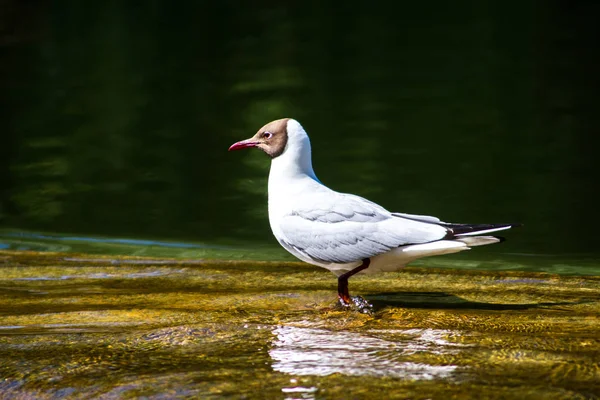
228;139;259;151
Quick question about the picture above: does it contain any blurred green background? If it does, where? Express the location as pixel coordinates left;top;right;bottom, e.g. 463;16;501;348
1;1;599;261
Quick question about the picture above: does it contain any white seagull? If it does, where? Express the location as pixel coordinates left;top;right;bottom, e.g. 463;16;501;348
229;118;518;308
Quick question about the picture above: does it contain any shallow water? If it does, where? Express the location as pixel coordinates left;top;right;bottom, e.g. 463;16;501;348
1;251;599;399
2;229;600;277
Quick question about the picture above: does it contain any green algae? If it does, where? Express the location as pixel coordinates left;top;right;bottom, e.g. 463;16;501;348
0;251;599;399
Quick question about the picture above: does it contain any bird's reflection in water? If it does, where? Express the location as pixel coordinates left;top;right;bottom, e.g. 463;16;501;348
270;326;460;379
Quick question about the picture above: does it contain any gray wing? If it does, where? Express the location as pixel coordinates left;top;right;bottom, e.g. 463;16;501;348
277;193;448;264
391;212;444;224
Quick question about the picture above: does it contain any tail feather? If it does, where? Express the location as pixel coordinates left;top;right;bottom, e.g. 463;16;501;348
455;235;502;247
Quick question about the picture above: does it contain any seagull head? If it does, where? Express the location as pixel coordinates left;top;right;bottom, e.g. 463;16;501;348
228;118;294;158
229;118;316;177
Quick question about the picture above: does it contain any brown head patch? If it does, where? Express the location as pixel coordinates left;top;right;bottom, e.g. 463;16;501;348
253;118;290;158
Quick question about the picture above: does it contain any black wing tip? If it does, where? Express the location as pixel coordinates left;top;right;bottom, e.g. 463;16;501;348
443;222;522;240
454;222;523;230
477;222;523;229
491;222;523;230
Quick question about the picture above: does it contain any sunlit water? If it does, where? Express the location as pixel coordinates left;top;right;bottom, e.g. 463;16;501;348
0;251;599;398
270;326;460;379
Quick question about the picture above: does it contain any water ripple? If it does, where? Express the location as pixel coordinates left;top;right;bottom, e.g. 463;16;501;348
269;326;458;379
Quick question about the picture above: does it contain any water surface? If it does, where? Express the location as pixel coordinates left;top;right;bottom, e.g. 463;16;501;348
1;251;599;399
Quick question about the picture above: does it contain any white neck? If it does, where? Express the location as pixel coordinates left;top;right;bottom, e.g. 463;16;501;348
268;120;318;184
267;120;323;228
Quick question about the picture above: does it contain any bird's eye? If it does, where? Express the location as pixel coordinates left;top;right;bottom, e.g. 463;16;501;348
263;131;273;139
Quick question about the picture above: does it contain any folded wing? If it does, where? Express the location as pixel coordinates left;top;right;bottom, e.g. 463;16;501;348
277;193;448;264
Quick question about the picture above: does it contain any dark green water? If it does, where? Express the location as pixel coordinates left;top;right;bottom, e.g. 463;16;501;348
1;1;599;264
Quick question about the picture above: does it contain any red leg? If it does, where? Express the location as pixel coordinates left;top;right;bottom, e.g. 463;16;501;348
337;258;370;306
